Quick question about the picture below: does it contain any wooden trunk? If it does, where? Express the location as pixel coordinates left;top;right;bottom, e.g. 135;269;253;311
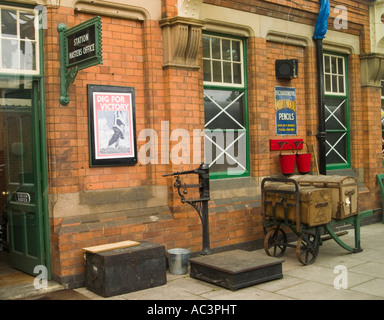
264;183;332;227
291;175;358;219
85;241;167;297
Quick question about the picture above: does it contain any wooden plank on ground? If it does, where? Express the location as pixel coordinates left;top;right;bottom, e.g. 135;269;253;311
83;240;140;253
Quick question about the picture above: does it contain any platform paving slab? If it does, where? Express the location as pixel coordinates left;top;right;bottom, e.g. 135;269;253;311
1;222;384;300
275;280;383;300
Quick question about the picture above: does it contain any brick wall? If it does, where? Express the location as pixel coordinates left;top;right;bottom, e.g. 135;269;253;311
45;7;169;284
266;42;308;173
44;1;383;287
203;0;371;51
47;5;262;286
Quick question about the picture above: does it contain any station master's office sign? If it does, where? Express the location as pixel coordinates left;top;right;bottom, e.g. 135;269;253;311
58;16;103;106
275;86;297;135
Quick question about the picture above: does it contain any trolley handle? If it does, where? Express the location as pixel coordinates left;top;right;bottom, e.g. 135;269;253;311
261;177;300;193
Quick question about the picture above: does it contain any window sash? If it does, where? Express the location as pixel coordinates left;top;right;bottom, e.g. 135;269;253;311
203;35;244;87
0;6;39;74
324;53;346;95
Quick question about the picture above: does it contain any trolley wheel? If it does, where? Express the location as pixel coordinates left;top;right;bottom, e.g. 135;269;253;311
296;230;320;265
264;227;287;258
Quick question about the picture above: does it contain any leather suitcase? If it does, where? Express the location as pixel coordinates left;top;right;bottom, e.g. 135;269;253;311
85;241;167;297
291;175;358;219
264;183;332;227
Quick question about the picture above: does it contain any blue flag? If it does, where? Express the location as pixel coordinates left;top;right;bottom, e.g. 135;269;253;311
314;0;330;39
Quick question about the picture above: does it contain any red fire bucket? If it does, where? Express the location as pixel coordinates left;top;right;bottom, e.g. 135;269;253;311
279;142;295;175
295;142;311;174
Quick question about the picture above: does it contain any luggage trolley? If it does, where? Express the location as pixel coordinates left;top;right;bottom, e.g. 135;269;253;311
261;176;376;265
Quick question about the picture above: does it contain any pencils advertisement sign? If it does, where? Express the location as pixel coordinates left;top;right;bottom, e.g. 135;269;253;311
275;86;297;135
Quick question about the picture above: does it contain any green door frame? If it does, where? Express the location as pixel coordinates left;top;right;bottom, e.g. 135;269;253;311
0;3;50;279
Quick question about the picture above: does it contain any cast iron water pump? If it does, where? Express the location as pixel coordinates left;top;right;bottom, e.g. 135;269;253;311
163;163;211;255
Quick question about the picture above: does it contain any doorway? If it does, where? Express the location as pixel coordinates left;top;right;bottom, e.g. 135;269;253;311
0;78;49;277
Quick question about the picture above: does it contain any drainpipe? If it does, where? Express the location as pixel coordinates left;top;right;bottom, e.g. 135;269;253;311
314;0;330;175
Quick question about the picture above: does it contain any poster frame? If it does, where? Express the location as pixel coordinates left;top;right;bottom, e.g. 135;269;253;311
87;84;137;167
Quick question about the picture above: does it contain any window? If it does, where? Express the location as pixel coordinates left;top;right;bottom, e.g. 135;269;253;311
0;7;39;74
324;54;345;95
323;53;350;169
203;34;249;178
203;35;243;86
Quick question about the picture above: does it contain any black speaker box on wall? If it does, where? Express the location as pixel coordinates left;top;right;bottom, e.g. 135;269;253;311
275;59;298;79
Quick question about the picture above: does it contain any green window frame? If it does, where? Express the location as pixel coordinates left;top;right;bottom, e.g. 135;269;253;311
202;33;249;179
323;52;351;170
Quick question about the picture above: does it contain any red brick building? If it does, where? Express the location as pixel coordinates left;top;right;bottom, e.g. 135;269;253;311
0;0;383;287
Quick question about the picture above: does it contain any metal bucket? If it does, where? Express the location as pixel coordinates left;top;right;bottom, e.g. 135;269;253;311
295;142;311;174
279;142;295;175
167;248;190;275
296;153;311;174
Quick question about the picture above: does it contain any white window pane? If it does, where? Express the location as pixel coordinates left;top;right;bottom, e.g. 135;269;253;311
1;9;17;38
212;60;222;82
233;63;242;84
19;11;35;40
222;39;231;61
211;37;221;59
337;58;343;75
20;41;36;70
223;62;231;83
338;76;344;93
203;59;211;82
325;74;331;92
324;55;330;73
331;57;337;73
232;41;241;62
332;75;338;92
202;36;210;58
2;39;18;69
